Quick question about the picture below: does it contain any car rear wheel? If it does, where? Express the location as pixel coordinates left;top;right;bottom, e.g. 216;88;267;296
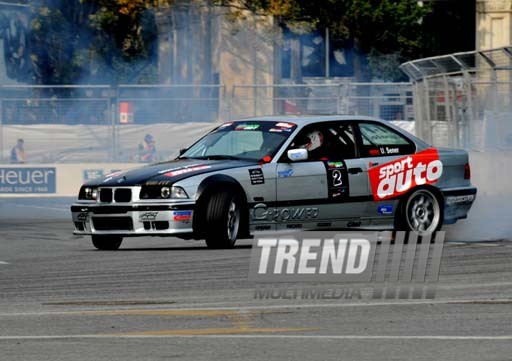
397;188;443;234
205;191;241;249
91;235;123;250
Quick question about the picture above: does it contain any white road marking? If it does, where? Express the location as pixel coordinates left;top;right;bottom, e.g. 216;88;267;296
0;261;9;265
0;334;510;340
0;297;511;318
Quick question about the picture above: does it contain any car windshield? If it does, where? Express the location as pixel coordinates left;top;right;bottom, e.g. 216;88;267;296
180;121;297;161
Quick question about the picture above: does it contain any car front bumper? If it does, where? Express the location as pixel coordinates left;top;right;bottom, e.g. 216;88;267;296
71;202;196;236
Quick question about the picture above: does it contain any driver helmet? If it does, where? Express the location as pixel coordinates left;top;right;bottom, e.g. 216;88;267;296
303;130;324;151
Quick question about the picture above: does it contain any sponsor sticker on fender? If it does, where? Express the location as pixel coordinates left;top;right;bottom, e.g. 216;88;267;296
369;148;443;201
164;165;211;177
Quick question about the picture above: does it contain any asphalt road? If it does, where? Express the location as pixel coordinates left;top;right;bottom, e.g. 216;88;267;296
0;198;511;360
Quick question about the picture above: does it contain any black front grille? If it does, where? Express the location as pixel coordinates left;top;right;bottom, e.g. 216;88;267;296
92;217;133;231
140;186;162;199
154;221;169;230
142;221;169;231
100;188;113;203
115;189;131;203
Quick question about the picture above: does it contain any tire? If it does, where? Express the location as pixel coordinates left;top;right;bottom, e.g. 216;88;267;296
204;190;242;249
91;235;123;250
395;188;443;235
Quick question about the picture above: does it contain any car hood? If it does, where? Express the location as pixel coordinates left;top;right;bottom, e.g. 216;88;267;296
84;159;257;187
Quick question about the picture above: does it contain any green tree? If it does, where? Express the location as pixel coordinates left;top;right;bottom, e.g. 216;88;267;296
28;0;171;84
222;0;432;81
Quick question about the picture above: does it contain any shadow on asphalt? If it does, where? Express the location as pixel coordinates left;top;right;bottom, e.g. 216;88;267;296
85;244;253;252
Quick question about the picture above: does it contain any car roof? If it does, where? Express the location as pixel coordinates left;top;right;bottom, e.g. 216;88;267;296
235;114;386;126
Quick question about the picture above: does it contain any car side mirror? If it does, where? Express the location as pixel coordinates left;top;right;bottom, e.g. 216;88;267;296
287;148;308;162
179;148;187;156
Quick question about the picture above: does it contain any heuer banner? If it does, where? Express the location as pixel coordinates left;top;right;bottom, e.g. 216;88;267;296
0;167;56;194
368;148;443;201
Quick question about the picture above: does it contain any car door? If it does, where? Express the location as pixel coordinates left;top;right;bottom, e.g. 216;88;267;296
355;121;417;220
275;122;370;229
275;161;328;201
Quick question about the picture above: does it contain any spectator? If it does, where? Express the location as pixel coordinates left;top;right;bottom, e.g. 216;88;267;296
10;138;26;163
137;134;157;163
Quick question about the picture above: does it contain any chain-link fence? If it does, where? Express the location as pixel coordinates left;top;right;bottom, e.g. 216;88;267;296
400;46;512;150
0;82;414;163
229;82;414;122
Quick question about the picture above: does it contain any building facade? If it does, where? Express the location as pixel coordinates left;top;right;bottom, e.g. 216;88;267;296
477;0;512;50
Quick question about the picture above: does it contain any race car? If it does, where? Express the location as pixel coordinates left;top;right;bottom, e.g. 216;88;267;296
71;115;477;250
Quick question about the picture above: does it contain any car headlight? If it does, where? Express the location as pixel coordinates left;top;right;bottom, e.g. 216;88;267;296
160;186;188;199
81;187;98;200
161;187;171;198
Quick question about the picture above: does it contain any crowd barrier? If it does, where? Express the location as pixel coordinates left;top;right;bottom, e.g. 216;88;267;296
0;163;139;197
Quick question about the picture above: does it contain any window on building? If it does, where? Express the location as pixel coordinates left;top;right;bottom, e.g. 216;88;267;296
280;28;354;79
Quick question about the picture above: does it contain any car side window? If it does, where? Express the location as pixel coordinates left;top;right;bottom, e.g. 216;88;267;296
324;123;357;160
358;122;415;157
282;123;356;161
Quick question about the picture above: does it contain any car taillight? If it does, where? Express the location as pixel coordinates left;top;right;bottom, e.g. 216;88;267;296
464;163;471;180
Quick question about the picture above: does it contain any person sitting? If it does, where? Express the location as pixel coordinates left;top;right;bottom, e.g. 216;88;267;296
301;129;328;161
138;134;157;163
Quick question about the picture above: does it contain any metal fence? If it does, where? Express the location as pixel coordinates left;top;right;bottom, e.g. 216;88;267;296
0;84;225;125
400;46;512;149
229;82;414;121
0;85;112;125
0;82;414;163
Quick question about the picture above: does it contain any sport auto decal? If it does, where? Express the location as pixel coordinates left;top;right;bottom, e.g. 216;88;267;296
369;148;443;201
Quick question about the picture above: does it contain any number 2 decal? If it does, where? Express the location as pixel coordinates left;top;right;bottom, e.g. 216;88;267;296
332;169;343;187
324;161;349;199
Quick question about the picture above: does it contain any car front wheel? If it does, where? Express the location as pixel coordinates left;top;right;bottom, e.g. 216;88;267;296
91;235;123;250
205;190;241;249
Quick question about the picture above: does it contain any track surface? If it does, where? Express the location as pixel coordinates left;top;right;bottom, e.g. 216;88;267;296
0;198;511;360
